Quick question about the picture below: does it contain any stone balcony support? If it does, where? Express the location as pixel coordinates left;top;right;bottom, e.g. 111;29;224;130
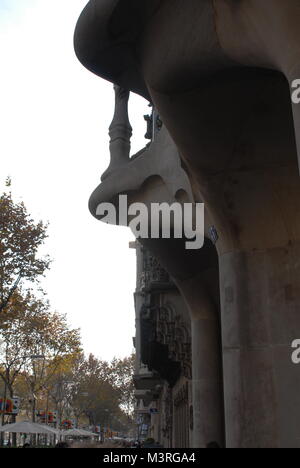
101;86;132;181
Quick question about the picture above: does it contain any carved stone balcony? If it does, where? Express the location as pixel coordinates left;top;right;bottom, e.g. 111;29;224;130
88;85;194;227
133;372;162;391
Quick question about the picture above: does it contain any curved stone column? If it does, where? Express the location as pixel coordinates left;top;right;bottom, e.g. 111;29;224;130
220;243;300;448
175;271;224;448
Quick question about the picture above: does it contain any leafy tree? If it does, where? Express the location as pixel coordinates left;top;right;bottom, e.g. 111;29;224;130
45;353;135;431
0;291;40;399
65;354;120;427
109;354;135;416
0;292;81;422
0;190;50;313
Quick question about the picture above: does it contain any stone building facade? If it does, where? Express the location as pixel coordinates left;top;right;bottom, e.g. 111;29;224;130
74;1;300;448
132;242;192;447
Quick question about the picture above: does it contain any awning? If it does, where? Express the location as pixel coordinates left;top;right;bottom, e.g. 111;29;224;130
0;421;59;435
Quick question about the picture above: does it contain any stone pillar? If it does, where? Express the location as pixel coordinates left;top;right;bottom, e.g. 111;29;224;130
220;244;300;448
176;275;224;448
151;411;160;443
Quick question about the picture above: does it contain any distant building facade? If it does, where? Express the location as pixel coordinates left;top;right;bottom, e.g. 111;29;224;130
132;242;192;447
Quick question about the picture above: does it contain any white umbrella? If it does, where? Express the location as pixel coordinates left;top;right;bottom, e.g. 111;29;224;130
34;423;61;435
0;421;56;435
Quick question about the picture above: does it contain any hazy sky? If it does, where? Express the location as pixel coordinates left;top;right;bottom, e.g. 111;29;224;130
0;0;149;361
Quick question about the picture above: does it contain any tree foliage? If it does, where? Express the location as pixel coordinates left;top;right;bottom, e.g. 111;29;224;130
0;191;50;312
0;292;81;399
36;353;136;431
0;185;135;435
109;354;135;416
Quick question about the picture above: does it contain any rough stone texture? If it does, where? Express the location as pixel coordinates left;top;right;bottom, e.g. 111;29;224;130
221;245;300;448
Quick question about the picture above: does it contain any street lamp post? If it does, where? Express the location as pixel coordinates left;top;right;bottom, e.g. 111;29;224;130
21;354;45;430
79;392;89;429
25;354;45;447
53;379;75;430
44;388;50;426
25;355;45;423
104;409;109;441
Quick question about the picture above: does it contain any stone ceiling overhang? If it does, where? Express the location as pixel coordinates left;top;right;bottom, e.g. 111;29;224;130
74;0;162;100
